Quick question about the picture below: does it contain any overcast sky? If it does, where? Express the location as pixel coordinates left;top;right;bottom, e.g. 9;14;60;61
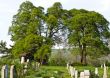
0;0;110;47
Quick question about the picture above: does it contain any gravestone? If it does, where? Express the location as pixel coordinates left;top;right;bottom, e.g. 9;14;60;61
26;59;29;63
1;65;8;78
75;70;78;78
10;65;17;78
95;68;98;75
24;64;28;74
38;62;40;68
101;64;103;68
21;56;25;64
104;63;106;68
84;70;90;78
67;63;69;70
80;72;84;78
103;66;107;78
69;66;75;77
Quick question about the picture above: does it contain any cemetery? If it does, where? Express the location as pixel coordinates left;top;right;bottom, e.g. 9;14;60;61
0;0;110;78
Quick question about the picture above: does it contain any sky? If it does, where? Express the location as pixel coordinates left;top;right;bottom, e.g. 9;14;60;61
0;0;110;48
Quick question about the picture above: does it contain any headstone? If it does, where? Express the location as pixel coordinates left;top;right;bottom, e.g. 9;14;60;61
103;66;107;78
67;63;69;70
10;65;17;78
95;68;98;75
104;63;106;68
26;59;29;63
69;66;75;77
80;72;84;78
84;70;90;78
75;70;78;78
38;62;40;68
24;64;28;74
1;65;8;78
21;56;25;64
101;65;103;68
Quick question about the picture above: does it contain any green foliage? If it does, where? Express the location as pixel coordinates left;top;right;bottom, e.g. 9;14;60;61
8;1;110;65
0;40;9;54
9;1;68;63
48;51;67;66
67;9;110;64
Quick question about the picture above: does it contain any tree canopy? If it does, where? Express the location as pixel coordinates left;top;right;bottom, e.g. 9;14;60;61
9;1;110;64
67;9;110;64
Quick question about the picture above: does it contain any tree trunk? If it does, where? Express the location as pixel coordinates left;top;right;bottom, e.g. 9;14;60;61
81;49;84;64
83;44;87;65
80;43;87;65
84;52;87;65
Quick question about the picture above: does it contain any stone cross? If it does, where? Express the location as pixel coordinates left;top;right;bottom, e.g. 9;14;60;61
84;70;90;78
75;70;78;78
10;65;17;78
95;68;98;75
80;72;84;78
1;65;8;78
21;56;25;64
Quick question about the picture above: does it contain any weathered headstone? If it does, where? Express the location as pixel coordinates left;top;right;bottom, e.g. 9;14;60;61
75;70;78;78
95;68;98;75
101;64;103;68
38;62;40;68
26;59;29;63
24;64;28;74
80;72;84;78
10;65;17;78
103;66;107;78
1;65;8;78
21;56;25;64
67;63;69;70
104;63;106;68
69;66;75;77
84;70;90;78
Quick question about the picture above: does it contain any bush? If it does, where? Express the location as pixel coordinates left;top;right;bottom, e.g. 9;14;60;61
48;51;67;66
90;71;99;78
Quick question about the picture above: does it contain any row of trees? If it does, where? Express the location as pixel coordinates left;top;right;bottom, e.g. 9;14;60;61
8;1;110;64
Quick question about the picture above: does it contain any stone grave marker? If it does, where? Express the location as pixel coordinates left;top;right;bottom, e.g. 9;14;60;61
67;63;69;70
24;64;28;74
95;68;98;75
26;59;29;63
104;63;106;68
10;65;17;78
103;66;107;78
80;72;84;78
21;56;25;64
84;70;90;78
75;70;78;78
101;64;103;68
1;65;8;78
69;66;75;77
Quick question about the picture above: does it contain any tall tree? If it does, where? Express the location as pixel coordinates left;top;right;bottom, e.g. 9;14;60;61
9;1;46;62
67;9;110;64
9;1;66;63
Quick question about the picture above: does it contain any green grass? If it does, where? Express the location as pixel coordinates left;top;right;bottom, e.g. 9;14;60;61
40;66;71;78
27;65;110;78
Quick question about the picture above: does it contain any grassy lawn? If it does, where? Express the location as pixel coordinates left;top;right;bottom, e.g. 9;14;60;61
26;65;110;78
